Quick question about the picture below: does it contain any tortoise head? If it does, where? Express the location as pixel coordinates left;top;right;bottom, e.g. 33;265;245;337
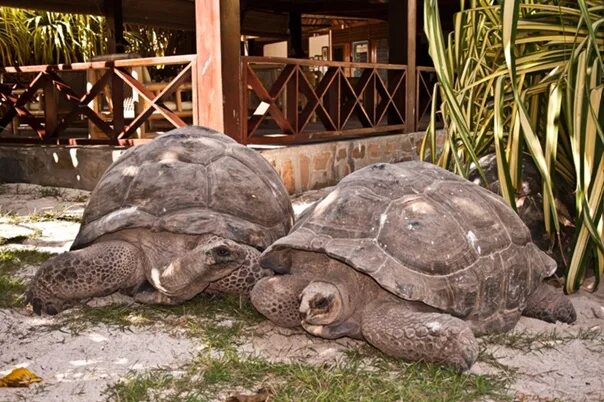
150;237;248;297
299;281;349;326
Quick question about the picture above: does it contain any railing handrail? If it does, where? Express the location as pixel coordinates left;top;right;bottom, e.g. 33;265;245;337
416;66;436;72
0;54;197;74
242;56;407;71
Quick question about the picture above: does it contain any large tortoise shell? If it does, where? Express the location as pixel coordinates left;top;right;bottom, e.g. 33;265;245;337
72;126;293;250
261;162;554;320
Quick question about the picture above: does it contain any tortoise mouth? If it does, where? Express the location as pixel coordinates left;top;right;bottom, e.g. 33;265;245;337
150;261;244;297
299;281;343;325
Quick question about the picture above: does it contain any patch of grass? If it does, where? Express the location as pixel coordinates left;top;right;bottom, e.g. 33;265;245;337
477;345;518;378
483;328;603;353
0;275;27;307
0;249;53;308
0;249;54;272
106;301;509;402
38;187;63;198
54;293;264;336
0;210;18;221
2;210;82;224
25;211;82;223
110;348;509;402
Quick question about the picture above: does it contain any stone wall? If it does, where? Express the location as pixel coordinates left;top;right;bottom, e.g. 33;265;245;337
261;132;426;194
0;144;127;191
0;132;429;193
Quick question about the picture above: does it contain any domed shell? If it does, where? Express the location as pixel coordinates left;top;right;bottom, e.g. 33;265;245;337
72;126;294;250
261;161;554;321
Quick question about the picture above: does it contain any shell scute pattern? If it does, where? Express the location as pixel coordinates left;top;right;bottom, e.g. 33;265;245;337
72;126;293;250
263;161;546;321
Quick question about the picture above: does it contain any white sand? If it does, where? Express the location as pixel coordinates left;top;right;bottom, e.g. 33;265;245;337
1;183;603;401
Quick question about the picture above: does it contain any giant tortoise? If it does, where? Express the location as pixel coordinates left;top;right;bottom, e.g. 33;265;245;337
251;161;575;370
27;126;294;315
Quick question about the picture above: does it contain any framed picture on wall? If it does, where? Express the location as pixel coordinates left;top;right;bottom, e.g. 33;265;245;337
351;40;369;77
321;46;329;60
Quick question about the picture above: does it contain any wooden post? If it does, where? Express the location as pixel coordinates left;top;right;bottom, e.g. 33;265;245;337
195;0;225;132
104;0;126;54
388;0;416;132
288;11;304;58
406;0;417;133
220;0;243;142
111;69;125;138
42;76;58;138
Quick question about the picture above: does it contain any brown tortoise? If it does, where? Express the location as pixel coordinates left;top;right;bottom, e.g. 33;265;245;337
27;126;293;315
251;161;576;371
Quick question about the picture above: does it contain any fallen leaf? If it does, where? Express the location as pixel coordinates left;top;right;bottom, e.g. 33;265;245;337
0;368;42;387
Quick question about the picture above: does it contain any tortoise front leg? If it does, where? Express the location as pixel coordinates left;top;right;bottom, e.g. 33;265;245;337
251;275;311;327
361;301;479;371
26;241;146;315
523;283;576;324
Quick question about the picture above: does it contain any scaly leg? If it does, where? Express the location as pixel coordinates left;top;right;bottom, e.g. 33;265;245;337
26;241;145;315
250;275;310;327
361;301;479;371
523;283;576;323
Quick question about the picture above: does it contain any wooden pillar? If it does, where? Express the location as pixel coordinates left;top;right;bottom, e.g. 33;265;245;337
388;0;416;133
42;77;58;138
288;11;305;58
406;0;417;133
104;0;126;53
194;0;224;132
220;0;243;142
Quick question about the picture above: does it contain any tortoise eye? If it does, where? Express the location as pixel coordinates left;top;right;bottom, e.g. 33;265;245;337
215;247;231;257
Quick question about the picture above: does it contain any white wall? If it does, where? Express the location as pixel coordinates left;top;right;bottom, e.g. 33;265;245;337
263;41;288;57
309;34;329;59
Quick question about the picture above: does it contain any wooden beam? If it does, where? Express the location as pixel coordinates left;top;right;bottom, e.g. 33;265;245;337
406;0;417;132
113;0;126;53
220;0;243;142
388;0;406;128
288;11;305;58
195;0;224;132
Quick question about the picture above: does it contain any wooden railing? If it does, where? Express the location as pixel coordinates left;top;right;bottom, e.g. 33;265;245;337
241;56;408;145
0;55;440;146
416;66;440;131
0;55;196;145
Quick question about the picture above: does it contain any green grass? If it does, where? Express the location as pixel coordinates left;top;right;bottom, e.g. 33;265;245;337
483;328;603;353
103;297;509;402
24;211;82;223
52;293;264;336
109;347;508;402
0;249;53;308
1;210;82;224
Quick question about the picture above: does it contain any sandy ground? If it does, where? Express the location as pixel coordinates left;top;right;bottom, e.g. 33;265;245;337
1;183;603;401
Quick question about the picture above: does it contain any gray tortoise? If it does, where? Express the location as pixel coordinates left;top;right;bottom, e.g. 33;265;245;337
251;161;576;371
27;126;293;315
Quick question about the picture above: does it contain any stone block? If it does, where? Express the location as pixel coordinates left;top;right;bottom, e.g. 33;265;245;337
299;155;310;190
280;159;295;194
368;143;381;158
313;151;332;171
352;144;365;159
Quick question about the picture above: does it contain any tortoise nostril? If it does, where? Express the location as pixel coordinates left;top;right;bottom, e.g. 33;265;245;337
46;305;59;315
